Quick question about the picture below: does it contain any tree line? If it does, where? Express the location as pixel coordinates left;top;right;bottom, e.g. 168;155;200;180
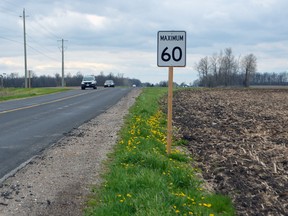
194;48;257;87
251;71;288;86
0;72;142;88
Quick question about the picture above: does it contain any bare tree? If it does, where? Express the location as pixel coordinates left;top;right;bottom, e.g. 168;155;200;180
221;48;238;86
195;56;210;87
195;48;257;87
209;53;220;86
241;54;257;87
251;71;288;85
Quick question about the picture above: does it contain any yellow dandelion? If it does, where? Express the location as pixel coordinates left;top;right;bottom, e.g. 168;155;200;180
180;192;186;197
203;203;212;208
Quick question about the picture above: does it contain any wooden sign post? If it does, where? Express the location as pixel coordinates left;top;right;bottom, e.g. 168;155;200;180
157;31;186;154
167;66;174;154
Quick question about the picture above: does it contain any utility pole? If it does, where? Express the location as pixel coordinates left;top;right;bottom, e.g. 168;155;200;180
21;8;28;88
58;39;67;87
0;75;3;88
28;70;32;88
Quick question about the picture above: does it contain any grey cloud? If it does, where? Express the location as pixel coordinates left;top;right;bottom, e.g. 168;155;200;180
1;0;288;83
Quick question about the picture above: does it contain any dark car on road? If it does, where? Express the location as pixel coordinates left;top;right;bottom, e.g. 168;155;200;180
81;75;97;90
104;80;115;87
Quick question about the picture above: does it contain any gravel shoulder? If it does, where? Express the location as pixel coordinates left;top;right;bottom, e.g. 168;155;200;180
0;88;141;216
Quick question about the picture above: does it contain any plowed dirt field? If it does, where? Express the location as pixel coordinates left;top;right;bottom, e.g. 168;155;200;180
162;88;287;216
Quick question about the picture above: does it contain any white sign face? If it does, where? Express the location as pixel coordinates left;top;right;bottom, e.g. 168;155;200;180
157;31;186;67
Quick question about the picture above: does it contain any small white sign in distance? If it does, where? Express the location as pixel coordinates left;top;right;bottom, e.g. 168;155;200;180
157;31;186;67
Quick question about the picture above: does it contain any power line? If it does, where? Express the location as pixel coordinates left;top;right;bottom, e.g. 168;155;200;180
26;43;59;62
0;35;22;45
0;32;59;62
17;10;63;62
0;5;62;44
0;0;22;16
31;17;62;40
0;8;19;17
0;6;19;17
1;0;22;9
0;26;21;35
26;33;59;56
0;6;66;81
27;23;60;46
0;3;61;42
19;10;64;62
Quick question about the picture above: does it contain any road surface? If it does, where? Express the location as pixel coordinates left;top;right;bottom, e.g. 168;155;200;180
0;87;131;181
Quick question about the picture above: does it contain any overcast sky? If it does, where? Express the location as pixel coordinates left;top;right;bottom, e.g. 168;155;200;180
0;0;287;84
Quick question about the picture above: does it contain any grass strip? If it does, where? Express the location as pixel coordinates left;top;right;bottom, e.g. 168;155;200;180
85;87;235;216
0;88;71;101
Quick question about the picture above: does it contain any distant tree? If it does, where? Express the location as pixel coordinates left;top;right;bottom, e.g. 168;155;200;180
195;48;240;87
142;82;153;87
130;78;141;87
192;79;200;87
180;82;187;87
158;81;168;87
55;73;61;86
241;54;257;87
209;53;220;86
195;56;210;87
117;73;124;79
251;71;288;86
195;48;257;87
108;72;114;79
221;48;237;86
9;73;19;78
1;71;143;88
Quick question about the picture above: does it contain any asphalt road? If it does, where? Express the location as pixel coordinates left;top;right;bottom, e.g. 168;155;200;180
0;87;131;181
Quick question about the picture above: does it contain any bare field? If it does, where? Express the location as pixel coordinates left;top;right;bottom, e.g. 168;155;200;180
167;88;288;216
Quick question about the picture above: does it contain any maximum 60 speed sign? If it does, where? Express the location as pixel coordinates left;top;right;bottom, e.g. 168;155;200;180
157;31;186;67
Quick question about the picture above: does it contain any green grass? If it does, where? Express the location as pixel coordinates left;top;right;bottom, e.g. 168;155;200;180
85;87;235;216
0;87;71;102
